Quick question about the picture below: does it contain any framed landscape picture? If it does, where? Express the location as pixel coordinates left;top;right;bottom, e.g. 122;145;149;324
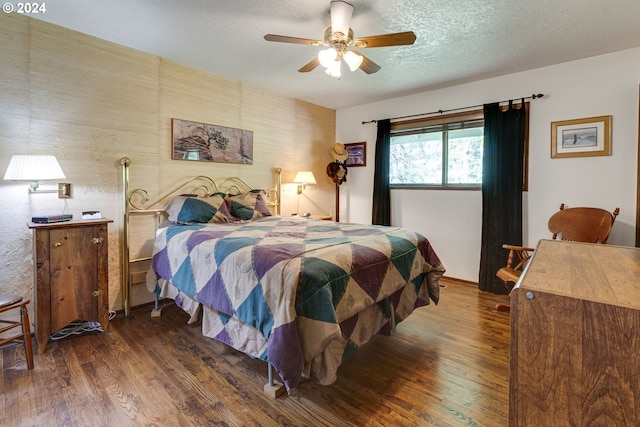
172;118;253;164
551;115;611;158
344;142;366;167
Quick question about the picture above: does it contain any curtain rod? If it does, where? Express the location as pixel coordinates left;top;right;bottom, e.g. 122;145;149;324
361;93;544;125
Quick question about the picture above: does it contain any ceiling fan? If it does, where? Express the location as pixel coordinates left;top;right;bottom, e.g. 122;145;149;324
264;0;416;79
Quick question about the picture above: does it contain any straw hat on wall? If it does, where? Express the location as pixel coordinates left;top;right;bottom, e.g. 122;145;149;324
330;143;349;162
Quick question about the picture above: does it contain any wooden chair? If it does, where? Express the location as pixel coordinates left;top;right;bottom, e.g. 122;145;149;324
495;244;535;311
495;204;620;311
548;203;619;243
0;295;34;370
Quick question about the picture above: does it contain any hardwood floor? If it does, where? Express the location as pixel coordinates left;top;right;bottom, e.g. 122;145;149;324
1;281;511;427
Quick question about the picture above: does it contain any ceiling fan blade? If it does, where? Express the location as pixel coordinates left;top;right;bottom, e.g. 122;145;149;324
298;57;320;73
354;31;417;48
357;53;381;74
264;34;323;46
330;1;354;37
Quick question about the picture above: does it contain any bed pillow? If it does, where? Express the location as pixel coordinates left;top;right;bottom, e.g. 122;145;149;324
165;192;234;224
225;190;272;220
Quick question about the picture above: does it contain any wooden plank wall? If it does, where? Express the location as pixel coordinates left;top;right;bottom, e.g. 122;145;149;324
0;13;336;312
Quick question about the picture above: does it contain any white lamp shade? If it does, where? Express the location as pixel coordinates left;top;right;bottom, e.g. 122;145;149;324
4;155;66;181
330;0;353;38
293;171;317;184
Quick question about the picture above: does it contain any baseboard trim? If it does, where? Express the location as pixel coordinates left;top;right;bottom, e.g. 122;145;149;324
441;275;478;287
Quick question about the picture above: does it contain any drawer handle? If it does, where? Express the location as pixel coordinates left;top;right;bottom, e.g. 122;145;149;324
92;237;104;244
54;242;63;247
92;290;103;297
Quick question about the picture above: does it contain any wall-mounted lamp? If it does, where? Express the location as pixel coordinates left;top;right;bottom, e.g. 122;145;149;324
292;170;317;215
3;155;66;193
293;171;317;194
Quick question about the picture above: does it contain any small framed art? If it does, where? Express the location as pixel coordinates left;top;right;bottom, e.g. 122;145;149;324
344;142;366;167
551;115;611;158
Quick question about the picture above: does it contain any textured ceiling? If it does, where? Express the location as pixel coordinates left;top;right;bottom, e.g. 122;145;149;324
31;0;640;110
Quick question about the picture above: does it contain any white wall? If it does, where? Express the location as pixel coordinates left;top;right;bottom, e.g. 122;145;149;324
337;48;640;282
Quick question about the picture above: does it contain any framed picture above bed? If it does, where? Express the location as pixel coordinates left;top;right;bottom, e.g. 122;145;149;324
550;115;611;159
172;118;254;164
344;142;366;167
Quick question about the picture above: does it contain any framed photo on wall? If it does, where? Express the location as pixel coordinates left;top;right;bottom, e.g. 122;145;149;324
551;115;612;158
344;142;366;167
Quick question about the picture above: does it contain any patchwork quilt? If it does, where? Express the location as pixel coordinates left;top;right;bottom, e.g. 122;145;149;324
150;216;445;390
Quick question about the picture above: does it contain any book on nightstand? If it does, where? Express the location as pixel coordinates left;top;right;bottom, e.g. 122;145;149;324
31;214;73;223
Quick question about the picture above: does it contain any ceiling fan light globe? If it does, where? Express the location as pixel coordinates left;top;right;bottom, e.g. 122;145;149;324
326;59;342;78
318;47;338;68
343;50;363;71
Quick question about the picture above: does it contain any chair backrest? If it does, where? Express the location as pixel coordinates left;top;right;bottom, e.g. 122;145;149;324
547;203;620;244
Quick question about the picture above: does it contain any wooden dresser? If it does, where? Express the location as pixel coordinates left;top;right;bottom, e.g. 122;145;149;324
29;219;112;353
509;239;640;426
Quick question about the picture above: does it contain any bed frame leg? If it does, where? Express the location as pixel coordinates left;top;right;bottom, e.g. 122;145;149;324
263;362;285;398
150;292;162;318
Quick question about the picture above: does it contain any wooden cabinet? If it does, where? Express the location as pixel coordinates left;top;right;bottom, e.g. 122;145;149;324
509;239;640;426
29;219;112;353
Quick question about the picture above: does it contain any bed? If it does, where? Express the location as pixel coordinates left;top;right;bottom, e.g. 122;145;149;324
120;158;445;394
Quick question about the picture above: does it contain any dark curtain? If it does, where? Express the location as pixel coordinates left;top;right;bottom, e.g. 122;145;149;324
478;101;526;293
372;119;391;226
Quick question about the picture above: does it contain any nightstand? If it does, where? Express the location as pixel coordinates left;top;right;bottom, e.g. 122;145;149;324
310;215;333;221
28;219;112;353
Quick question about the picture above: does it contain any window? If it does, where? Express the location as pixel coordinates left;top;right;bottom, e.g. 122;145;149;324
390;111;484;188
389;104;530;190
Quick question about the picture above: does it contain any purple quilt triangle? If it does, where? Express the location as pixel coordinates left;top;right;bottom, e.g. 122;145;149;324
214;328;232;347
339;313;359;339
151;247;171;280
417;235;442;267
350;244;389;299
187;230;233;252
197;270;233;316
253;243;304;280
